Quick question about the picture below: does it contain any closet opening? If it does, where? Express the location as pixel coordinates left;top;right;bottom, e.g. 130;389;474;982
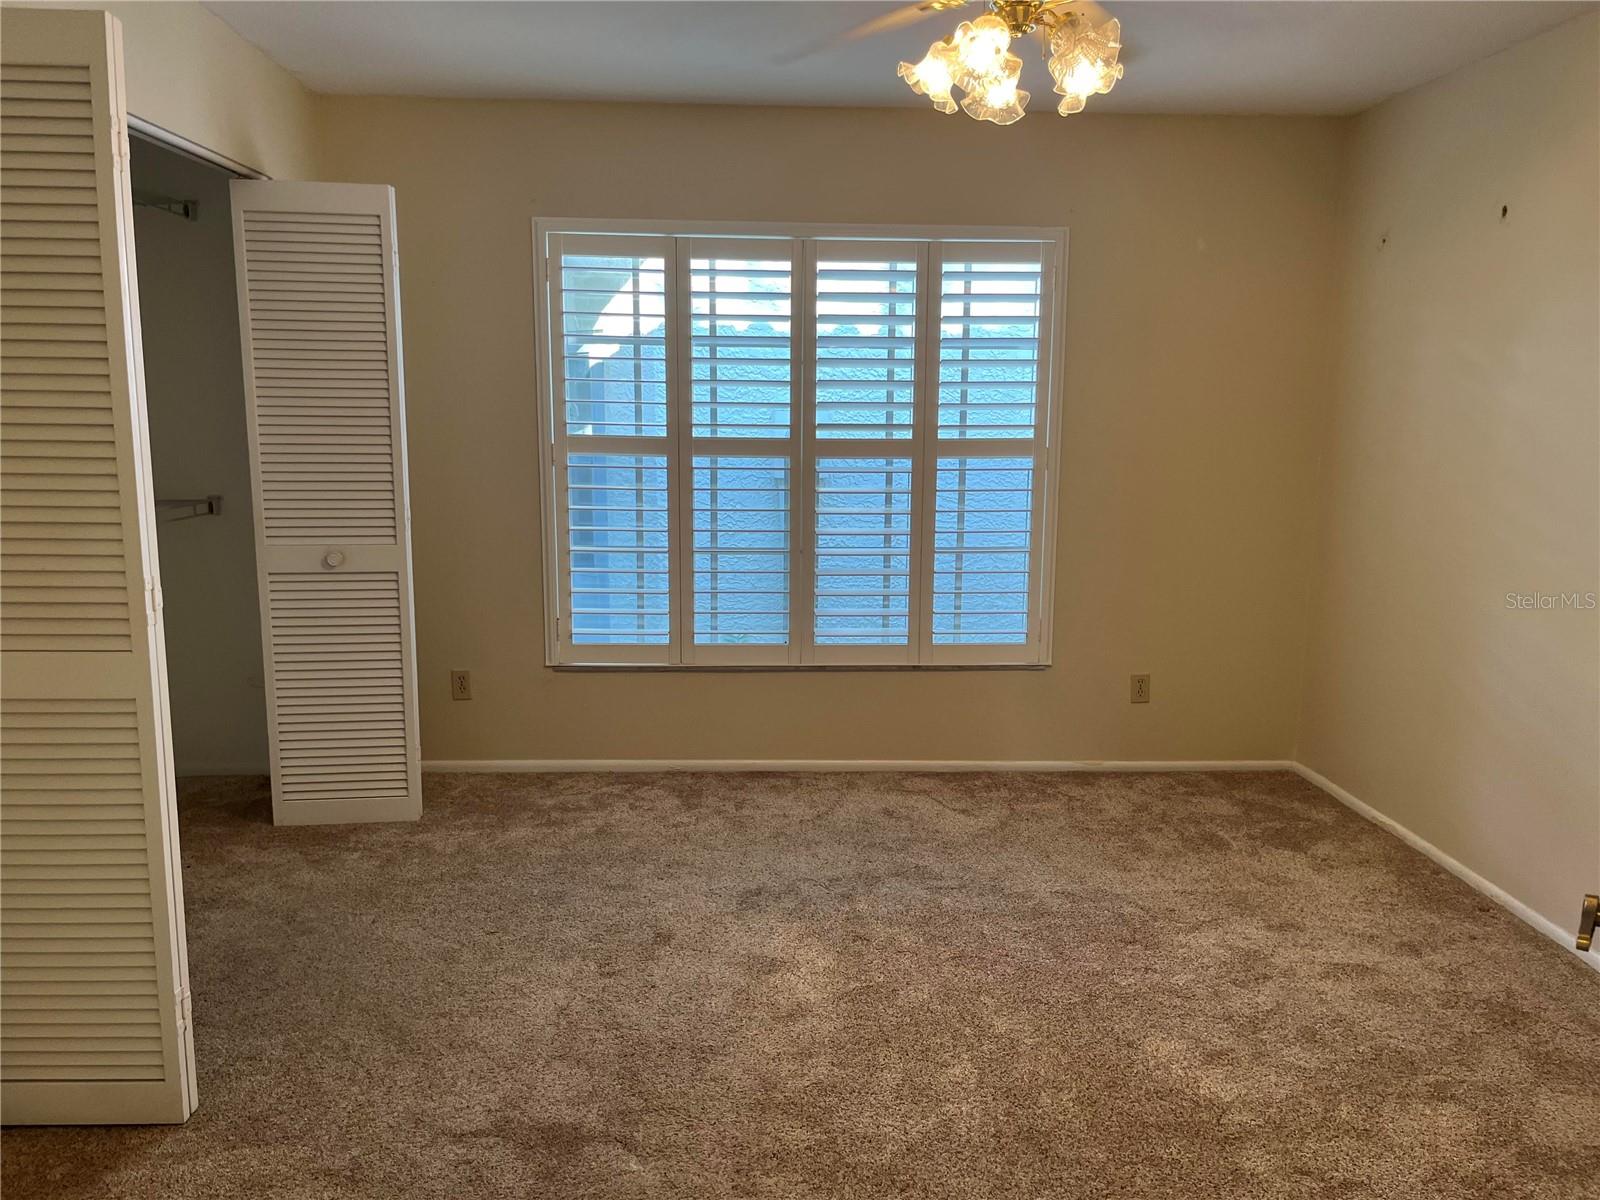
131;134;269;786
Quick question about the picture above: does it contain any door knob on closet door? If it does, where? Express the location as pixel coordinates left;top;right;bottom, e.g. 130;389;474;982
322;549;346;570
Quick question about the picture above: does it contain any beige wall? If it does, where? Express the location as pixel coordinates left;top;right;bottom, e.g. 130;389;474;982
1298;13;1600;933
317;99;1345;763
101;1;318;178
132;138;268;775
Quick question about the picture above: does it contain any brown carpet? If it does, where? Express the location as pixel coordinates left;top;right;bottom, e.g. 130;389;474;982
3;770;1597;1199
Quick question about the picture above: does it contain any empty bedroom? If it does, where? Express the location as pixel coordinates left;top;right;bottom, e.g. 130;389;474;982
0;1;1596;1196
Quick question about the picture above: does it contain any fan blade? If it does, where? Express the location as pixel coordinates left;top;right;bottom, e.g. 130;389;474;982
771;0;971;66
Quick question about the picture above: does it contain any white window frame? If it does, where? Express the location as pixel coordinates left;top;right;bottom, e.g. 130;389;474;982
533;218;1068;670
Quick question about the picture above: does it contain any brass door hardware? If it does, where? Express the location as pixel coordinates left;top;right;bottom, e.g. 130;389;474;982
1579;894;1598;953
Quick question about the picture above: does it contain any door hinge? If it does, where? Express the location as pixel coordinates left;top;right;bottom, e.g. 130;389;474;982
175;986;192;1036
145;579;164;626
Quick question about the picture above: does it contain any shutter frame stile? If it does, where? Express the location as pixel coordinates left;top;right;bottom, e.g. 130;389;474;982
230;181;421;825
1;7;197;1123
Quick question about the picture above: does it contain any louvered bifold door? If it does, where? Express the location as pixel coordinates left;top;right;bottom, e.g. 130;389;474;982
0;7;196;1124
230;181;420;825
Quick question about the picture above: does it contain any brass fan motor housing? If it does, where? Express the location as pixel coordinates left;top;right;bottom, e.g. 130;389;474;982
991;1;1082;37
992;1;1046;35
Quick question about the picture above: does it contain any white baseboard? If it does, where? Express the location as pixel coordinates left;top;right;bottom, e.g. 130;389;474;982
1289;763;1597;974
421;758;1296;774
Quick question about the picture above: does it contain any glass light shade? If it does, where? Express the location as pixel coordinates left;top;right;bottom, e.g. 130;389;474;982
1047;16;1125;116
898;37;960;114
959;53;1029;126
951;13;1012;90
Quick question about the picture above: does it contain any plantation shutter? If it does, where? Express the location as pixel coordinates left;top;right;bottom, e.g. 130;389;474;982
923;241;1055;665
0;7;197;1124
536;224;1065;670
684;237;799;666
545;233;676;664
230;181;420;825
806;241;926;665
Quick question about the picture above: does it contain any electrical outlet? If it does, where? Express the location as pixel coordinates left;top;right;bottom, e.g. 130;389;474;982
1130;674;1151;704
450;670;472;700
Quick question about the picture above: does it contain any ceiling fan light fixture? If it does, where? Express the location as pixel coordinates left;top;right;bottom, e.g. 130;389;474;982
959;59;1030;125
1047;15;1125;114
891;1;1127;124
952;13;1013;84
898;37;961;113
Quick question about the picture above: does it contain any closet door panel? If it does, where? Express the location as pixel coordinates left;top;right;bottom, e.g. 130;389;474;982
0;6;196;1124
230;181;419;825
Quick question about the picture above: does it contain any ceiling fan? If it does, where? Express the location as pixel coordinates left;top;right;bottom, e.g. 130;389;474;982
782;0;1127;126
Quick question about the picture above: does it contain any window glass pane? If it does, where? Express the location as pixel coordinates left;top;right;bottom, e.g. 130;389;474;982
692;257;792;438
933;457;1032;644
561;253;667;437
815;256;917;439
939;259;1041;440
814;458;912;645
567;453;669;644
693;457;789;645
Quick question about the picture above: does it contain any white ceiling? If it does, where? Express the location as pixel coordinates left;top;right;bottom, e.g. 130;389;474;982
207;1;1595;115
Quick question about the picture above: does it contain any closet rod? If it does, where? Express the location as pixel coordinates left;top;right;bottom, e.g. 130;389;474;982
156;495;222;522
133;189;198;221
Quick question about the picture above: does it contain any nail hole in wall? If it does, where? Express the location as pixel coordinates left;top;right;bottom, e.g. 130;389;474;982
1500;205;1509;221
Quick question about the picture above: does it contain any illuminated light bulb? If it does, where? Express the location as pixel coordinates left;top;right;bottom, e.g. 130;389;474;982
1061;59;1108;95
959;53;1029;126
898;37;960;114
951;13;1012;89
1047;16;1125;116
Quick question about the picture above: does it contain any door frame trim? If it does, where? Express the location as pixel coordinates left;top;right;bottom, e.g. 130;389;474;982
127;114;267;181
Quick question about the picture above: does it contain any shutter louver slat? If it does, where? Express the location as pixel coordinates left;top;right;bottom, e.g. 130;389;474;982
814;458;912;645
693;457;789;645
814;256;918;440
933;458;1034;645
690;256;792;438
560;252;668;438
565;454;670;645
937;257;1042;440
